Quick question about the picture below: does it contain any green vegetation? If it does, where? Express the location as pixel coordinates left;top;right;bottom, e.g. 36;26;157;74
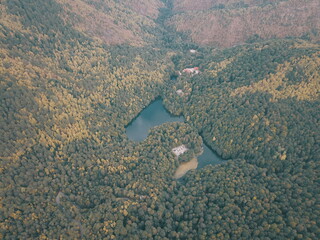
1;0;319;239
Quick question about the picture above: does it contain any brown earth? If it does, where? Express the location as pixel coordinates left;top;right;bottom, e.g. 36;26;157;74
123;0;164;19
56;0;164;46
173;0;289;12
169;0;320;47
174;158;198;179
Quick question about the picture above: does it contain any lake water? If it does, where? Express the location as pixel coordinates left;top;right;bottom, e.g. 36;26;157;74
126;99;184;141
198;142;223;169
125;98;223;173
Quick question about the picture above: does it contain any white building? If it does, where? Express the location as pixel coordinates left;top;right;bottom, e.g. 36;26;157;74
182;67;200;75
172;145;188;156
176;89;184;96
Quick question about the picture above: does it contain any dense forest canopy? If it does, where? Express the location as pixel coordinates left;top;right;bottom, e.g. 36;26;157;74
1;0;319;239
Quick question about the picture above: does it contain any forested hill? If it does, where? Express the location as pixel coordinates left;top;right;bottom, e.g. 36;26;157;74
2;0;166;46
1;0;320;239
167;0;320;47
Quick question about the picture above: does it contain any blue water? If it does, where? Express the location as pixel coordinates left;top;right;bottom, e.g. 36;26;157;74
125;99;223;168
126;99;184;142
198;142;223;168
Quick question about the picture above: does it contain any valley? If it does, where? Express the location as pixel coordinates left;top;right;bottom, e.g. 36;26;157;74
0;0;319;239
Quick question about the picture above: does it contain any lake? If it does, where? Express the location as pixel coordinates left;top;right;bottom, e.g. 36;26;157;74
198;142;223;169
126;99;184;141
125;98;223;175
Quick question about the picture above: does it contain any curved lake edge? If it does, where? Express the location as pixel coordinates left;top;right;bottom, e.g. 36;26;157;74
127;96;225;158
125;97;184;142
125;96;226;177
199;138;227;162
124;96;183;129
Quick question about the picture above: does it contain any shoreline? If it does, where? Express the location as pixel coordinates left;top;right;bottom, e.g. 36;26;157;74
173;148;204;179
174;157;198;179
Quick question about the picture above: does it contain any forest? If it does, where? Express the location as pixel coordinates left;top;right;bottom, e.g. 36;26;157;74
168;0;320;47
1;0;319;239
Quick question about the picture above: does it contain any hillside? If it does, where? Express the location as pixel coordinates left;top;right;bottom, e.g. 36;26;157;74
161;39;320;239
3;0;165;46
165;39;320;161
168;0;320;47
